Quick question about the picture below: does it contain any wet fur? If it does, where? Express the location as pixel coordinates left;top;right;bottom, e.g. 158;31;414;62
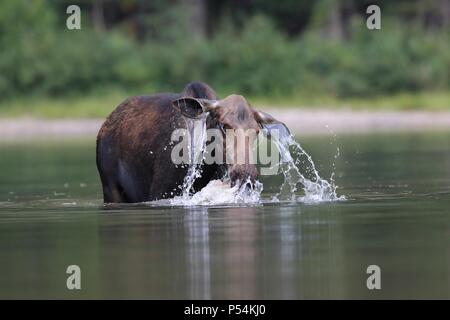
96;82;222;203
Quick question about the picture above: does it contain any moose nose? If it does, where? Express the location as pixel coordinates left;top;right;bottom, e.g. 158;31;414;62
229;164;258;188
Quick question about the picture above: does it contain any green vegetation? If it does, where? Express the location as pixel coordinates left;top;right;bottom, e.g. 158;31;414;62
0;0;449;117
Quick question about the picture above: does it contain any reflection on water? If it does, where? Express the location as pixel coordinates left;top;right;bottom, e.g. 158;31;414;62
185;208;211;299
1;132;450;298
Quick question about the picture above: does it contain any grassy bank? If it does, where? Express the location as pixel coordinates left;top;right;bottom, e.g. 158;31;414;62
0;90;449;119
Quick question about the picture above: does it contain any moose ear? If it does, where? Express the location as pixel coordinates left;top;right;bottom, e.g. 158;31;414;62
254;110;291;140
172;97;204;119
172;97;218;119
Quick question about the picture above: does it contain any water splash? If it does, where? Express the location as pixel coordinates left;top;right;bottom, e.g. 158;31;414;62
170;178;263;206
165;118;343;206
178;115;208;200
168;115;264;206
272;133;345;204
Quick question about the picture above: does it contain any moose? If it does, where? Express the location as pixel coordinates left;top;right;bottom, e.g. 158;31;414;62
96;81;288;203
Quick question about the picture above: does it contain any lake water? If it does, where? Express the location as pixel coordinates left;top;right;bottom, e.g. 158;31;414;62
1;131;450;299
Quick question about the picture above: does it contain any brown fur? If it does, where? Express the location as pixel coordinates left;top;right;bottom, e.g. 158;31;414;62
96;82;283;203
96;82;220;203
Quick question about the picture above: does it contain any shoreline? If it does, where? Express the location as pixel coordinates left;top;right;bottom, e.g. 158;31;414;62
1;109;450;141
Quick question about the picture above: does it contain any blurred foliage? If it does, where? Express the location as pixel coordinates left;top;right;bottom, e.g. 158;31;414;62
0;0;449;105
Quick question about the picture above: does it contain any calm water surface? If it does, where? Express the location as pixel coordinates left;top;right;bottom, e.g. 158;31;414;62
1;132;450;299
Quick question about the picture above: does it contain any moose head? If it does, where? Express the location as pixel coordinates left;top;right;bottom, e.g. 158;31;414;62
173;94;290;188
